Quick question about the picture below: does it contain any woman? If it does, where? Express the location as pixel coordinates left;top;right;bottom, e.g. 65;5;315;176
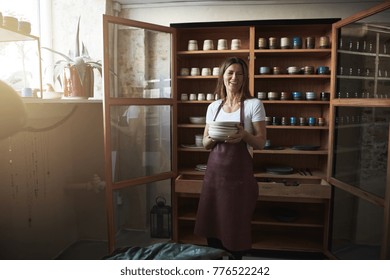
194;57;267;259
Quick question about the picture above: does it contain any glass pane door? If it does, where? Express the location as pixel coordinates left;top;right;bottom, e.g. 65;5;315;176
330;2;390;259
103;15;175;252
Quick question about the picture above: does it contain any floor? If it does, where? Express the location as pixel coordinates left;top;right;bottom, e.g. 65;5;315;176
55;239;325;260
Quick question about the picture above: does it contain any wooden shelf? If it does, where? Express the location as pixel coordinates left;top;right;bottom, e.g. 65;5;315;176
0;27;39;42
22;98;103;104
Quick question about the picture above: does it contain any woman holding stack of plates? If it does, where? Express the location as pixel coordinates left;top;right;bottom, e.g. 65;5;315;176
194;57;267;259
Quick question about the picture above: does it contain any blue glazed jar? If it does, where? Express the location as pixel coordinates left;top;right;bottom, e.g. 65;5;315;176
292;37;302;49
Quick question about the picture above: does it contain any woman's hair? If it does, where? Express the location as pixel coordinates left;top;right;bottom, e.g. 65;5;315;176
214;57;252;101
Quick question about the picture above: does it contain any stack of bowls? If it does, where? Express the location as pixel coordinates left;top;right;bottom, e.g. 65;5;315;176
305;92;316;100
208;121;239;141
257;91;267;100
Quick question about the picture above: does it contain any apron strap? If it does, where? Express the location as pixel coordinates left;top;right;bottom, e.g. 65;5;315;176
213;101;225;121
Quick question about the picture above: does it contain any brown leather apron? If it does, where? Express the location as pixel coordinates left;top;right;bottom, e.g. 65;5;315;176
194;101;259;251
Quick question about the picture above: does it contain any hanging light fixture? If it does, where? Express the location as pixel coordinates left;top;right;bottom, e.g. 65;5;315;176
0;80;27;139
150;196;172;238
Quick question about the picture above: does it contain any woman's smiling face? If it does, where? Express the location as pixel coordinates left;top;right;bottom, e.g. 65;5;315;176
223;63;244;93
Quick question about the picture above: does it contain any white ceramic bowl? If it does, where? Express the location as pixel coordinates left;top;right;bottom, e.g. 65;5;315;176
287;66;300;74
189;116;206;124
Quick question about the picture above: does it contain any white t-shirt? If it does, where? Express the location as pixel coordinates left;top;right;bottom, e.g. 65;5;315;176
206;98;266;136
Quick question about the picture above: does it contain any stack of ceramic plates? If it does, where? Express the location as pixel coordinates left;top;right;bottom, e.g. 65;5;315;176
208;121;239;141
195;164;207;171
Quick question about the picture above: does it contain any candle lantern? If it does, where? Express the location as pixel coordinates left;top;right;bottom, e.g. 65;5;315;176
150;196;172;238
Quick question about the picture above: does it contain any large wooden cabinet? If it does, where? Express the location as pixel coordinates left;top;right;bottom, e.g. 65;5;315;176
172;19;338;253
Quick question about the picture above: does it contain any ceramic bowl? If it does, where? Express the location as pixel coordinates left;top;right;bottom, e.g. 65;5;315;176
280;91;291;100
303;65;315;75
305;91;317;100
287;66;300;74
257;91;267;100
317;66;330;74
292;91;303;100
267;91;280;100
259;66;271;74
189;116;206;124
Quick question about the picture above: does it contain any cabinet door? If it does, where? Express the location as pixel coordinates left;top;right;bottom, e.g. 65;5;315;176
329;2;390;259
102;15;176;252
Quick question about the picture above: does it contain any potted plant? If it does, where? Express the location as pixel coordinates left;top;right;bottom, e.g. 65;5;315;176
42;17;102;98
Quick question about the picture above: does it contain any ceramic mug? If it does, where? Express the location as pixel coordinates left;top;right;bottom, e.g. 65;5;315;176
189;93;197;101
201;68;211;76
258;37;267;49
217;39;228;50
231;39;241;50
280;37;290;49
198;93;206;101
203;39;214;50
206;93;214;101
308;117;316;126
190;67;200;76
188;40;198;51
180;68;190;76
21;87;33;97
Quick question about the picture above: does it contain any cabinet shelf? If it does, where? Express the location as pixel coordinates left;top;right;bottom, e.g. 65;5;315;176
332;98;390;107
251;230;323;252
177;49;250;56
177;76;217;80
255;74;330;79
337;49;377;57
255;48;331;56
0;27;39;42
266;125;328;130
21;98;103;104
256;148;328;155
263;100;329;104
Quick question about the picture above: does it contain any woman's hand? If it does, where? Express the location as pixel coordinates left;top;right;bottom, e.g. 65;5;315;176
225;124;245;144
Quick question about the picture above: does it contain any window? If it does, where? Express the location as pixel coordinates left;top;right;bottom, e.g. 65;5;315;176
0;0;42;92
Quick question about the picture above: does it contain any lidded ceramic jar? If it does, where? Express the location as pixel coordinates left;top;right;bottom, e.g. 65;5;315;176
258;37;267;49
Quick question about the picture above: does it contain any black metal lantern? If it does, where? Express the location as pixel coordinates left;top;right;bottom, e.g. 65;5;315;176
150;196;172;238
